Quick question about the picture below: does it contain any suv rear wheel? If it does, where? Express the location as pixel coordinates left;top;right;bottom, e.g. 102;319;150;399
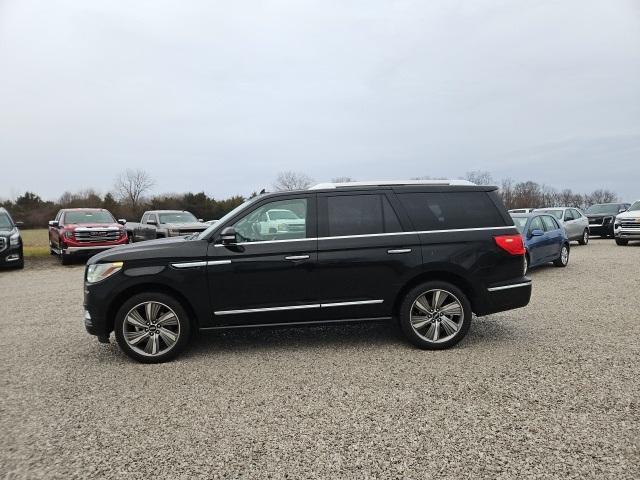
114;292;192;363
399;281;472;350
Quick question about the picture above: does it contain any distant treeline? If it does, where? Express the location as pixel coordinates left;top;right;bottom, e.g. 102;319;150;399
1;169;620;229
1;190;245;229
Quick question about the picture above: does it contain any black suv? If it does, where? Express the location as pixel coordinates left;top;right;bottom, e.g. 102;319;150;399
0;207;24;269
84;181;531;363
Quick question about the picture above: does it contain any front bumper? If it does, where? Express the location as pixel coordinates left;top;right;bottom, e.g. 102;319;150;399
588;224;613;236
0;243;23;266
615;229;640;240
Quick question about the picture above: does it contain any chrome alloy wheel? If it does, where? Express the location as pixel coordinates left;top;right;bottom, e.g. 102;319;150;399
583;230;589;245
122;301;180;357
410;289;464;343
560;245;569;265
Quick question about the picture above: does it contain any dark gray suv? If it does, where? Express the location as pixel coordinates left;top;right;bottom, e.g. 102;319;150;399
0;207;24;269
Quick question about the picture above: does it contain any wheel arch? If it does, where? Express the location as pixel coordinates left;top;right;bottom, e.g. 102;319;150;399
106;282;200;334
392;270;477;317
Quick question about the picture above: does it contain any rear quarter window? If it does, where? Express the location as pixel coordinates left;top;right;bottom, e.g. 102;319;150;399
397;192;505;230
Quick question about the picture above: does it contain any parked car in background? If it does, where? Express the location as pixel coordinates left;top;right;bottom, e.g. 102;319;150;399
508;208;536;214
83;180;531;363
585;203;630;238
613;200;640;246
0;207;24;269
125;210;208;242
534;207;589;245
49;208;128;265
510;212;570;272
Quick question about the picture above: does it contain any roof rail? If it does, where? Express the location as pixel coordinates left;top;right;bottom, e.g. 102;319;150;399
309;179;476;190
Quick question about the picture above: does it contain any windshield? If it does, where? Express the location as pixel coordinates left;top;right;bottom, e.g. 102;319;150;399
158;212;198;224
628;201;640;211
197;196;260;240
64;210;115;224
268;210;299;220
511;216;528;234
0;213;13;229
586;204;620;215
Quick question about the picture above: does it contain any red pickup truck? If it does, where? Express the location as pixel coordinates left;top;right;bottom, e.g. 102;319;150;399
48;208;128;264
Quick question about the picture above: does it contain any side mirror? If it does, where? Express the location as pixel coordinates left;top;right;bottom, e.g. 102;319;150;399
147;219;157;226
220;226;237;245
117;219;127;225
619;208;627;213
49;220;59;228
15;221;24;227
530;229;544;237
198;218;204;223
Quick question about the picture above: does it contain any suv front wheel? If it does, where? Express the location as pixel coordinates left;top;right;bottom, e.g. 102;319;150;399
114;292;192;363
399;281;472;350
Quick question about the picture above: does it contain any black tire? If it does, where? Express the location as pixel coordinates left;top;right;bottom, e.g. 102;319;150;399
13;257;24;269
114;291;192;363
60;251;72;265
615;238;628;246
399;281;472;350
578;229;589;246
553;243;570;267
524;252;530;274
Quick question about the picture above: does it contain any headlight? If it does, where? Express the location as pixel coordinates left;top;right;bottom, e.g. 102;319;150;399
9;231;20;246
64;230;74;238
86;262;123;284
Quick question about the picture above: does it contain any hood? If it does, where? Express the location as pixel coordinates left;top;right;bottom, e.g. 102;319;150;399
87;235;207;265
64;223;122;229
615;210;640;220
586;213;617;219
0;226;16;235
163;222;207;229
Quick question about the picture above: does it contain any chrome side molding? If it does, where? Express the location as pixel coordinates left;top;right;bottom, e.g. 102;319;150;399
214;299;384;316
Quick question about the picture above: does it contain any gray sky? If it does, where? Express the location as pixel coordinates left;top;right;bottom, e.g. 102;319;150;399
1;0;639;201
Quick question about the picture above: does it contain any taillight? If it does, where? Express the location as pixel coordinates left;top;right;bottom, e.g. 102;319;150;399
494;235;525;255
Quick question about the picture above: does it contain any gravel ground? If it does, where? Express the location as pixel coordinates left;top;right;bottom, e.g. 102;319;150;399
1;240;639;479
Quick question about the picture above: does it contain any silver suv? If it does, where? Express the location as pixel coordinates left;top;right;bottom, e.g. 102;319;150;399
534;207;589;245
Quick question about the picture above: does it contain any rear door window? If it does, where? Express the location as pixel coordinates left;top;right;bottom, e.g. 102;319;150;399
563;210;574;221
397;192;504;230
326;194;402;236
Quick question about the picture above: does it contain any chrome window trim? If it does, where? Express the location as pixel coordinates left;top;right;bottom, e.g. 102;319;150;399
214;299;385;316
213;226;517;247
487;281;532;292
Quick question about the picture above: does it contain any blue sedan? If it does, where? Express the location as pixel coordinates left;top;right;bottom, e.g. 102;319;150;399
510;213;570;272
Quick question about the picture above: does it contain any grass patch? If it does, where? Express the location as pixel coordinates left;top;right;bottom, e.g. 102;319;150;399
21;229;50;257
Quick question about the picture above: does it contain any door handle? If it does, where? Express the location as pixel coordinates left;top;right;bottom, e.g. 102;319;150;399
387;248;412;254
284;255;310;261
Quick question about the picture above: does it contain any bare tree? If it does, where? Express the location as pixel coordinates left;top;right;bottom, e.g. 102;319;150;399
585;189;618;206
464;170;494;186
272;171;314;191
114;169;155;212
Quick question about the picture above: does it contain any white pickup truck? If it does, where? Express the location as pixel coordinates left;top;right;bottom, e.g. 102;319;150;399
613;200;640;246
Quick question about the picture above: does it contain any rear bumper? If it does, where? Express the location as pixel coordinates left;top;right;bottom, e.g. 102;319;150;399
474;278;532;316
